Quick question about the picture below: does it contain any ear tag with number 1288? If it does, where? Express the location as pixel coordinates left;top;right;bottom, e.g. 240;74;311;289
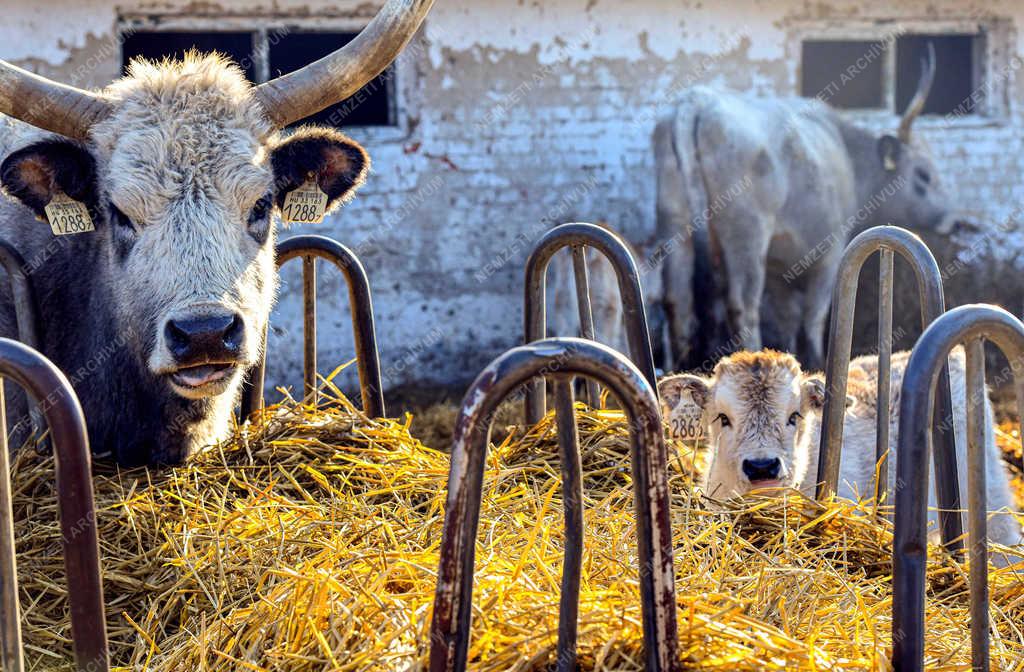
44;191;94;236
282;180;328;224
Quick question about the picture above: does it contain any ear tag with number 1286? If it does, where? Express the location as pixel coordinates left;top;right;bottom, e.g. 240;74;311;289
282;180;328;224
44;191;94;236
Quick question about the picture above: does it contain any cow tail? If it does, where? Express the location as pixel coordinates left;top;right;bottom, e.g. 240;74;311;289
670;95;710;241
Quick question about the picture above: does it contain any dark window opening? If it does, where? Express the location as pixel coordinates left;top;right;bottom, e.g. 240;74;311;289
120;28;395;128
268;32;393;128
896;34;977;116
801;40;885;109
121;31;256;81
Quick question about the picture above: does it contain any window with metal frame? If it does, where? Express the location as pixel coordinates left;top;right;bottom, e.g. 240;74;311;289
121;29;395;127
800;33;982;116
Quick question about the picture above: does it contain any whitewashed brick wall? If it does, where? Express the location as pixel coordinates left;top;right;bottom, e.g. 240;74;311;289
3;0;1023;397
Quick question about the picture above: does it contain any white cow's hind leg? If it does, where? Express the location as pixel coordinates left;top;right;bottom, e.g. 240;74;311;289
720;219;769;352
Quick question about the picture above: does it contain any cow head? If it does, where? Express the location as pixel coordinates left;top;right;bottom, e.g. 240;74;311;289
1;64;369;398
870;43;962;235
658;350;831;498
0;0;433;463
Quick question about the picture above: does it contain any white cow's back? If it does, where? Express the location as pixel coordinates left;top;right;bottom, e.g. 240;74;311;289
800;349;1022;551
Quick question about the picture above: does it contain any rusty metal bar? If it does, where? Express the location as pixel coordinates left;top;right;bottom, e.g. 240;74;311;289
552;377;583;671
892;304;1024;672
0;241;40;351
963;336;988;672
524;223;657;424
570;245;600;407
0;240;44;438
815;226;961;552
240;234;385;418
302;255;317;403
429;337;677;672
0;338;107;672
0;382;20;671
875;248;894;501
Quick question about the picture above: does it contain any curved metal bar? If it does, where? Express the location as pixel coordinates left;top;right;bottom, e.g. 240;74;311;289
429;337;677;672
524;223;657;424
0;240;44;438
0;338;106;672
240;234;385;419
892;304;1024;672
815;226;961;548
570;244;601;406
0;241;41;351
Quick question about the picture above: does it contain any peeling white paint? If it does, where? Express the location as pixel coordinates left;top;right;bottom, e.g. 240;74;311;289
1;0;1023;394
425;0;784;68
0;0;113;64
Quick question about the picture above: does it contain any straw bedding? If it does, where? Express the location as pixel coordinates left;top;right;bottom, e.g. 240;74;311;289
11;387;1024;671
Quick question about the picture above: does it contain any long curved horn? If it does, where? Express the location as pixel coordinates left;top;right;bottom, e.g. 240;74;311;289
254;0;434;129
897;42;936;144
0;61;113;140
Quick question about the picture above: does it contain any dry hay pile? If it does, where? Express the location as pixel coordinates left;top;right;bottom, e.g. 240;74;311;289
11;388;1024;671
997;421;1024;506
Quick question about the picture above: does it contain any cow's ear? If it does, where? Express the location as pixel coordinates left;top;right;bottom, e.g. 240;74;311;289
801;374;826;410
658;373;711;440
801;373;856;411
270;127;370;212
659;374;710;410
877;134;902;172
0;140;98;218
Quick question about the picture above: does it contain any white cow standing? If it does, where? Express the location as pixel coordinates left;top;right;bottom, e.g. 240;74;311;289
657;348;1023;553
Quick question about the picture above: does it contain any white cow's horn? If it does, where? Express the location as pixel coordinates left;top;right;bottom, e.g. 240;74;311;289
0;60;113;140
897;42;936;144
254;0;434;129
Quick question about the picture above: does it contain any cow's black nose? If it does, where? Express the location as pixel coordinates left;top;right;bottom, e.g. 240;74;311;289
742;457;781;482
165;313;244;364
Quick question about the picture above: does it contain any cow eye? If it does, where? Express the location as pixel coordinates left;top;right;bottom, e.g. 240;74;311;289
788;411;802;426
915;167;931;184
716;413;731;428
110;205;136;232
247;193;272;243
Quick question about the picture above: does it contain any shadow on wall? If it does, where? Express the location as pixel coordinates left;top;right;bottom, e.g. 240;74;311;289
756;225;1024;387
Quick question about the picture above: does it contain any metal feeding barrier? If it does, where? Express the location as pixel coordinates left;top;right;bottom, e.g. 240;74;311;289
0;240;44;438
240;234;385;419
428;337;678;672
0;339;107;672
523;222;657;424
815;226;963;545
892;304;1024;672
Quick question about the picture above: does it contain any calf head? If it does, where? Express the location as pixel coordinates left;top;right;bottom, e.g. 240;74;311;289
1;56;368;406
658;350;826;498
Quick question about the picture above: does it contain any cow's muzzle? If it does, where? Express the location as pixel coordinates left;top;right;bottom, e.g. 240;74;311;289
163;312;244;396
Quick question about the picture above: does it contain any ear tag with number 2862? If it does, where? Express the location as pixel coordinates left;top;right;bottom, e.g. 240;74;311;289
282;179;328;225
44;191;94;236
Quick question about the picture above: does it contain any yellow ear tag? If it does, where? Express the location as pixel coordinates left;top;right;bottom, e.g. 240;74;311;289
282;180;328;224
670;390;705;441
44;191;95;236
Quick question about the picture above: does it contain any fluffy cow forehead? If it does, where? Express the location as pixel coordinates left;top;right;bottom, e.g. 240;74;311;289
713;353;802;415
91;53;275;220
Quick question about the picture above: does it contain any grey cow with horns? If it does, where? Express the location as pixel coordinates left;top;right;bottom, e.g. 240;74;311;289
0;0;434;466
654;44;965;371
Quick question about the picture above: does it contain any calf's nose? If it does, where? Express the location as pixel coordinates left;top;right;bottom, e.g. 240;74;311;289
165;313;244;364
742;457;781;482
